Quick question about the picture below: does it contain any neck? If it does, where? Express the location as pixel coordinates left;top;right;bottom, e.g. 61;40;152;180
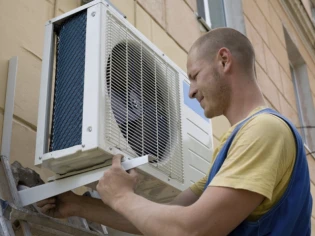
223;77;266;126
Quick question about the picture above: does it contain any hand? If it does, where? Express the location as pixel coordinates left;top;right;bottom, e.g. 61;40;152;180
96;155;138;210
36;191;80;218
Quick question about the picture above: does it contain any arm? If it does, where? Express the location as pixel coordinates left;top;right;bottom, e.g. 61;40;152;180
97;155;264;236
37;186;199;235
75;188;199;234
168;188;199;206
113;186;263;236
37;191;141;234
75;195;141;234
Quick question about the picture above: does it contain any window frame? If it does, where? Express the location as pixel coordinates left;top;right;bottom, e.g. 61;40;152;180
196;0;226;30
290;64;307;142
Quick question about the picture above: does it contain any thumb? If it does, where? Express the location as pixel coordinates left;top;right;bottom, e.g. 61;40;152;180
129;169;138;178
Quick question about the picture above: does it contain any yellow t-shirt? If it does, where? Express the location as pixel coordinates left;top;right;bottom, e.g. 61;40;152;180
190;106;296;221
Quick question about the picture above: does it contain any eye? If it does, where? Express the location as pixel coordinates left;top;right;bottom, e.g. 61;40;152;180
189;71;199;82
193;72;199;81
189;75;195;82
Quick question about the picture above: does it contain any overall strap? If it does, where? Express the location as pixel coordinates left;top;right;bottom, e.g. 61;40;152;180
204;108;273;191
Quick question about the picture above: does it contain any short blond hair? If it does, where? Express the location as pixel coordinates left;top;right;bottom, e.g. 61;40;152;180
190;28;255;74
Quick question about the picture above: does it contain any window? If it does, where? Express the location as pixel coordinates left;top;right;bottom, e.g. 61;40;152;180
196;0;226;30
284;28;315;153
311;4;315;23
290;65;307;141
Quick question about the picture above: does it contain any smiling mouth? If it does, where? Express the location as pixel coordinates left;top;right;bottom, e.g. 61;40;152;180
199;98;204;107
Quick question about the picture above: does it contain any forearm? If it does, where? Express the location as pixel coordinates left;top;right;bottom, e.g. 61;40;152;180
114;193;190;236
75;195;142;235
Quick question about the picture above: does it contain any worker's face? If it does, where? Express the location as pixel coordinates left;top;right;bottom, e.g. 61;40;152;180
187;50;230;118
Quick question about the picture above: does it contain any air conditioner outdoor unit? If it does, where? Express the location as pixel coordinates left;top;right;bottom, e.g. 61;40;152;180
35;0;213;200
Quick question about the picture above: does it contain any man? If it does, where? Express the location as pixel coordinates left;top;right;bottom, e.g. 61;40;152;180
38;28;312;235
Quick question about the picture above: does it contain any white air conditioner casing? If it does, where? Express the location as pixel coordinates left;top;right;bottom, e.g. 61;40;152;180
35;0;213;200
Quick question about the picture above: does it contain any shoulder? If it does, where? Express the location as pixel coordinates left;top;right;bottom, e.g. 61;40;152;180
228;113;296;166
213;113;296;200
235;113;294;144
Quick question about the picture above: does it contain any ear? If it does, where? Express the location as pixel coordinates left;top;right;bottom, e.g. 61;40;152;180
217;47;232;73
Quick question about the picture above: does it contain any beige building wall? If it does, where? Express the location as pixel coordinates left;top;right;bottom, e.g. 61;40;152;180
0;0;314;234
242;0;315;231
0;0;83;181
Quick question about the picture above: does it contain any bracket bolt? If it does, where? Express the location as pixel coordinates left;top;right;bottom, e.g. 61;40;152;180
82;144;85;148
87;126;92;132
91;12;96;17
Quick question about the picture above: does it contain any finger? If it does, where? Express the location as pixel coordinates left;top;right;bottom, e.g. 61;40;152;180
129;169;138;178
41;204;56;213
112;154;123;169
37;198;56;208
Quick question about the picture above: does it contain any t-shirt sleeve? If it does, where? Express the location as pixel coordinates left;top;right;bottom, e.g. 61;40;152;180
208;114;294;200
190;175;207;197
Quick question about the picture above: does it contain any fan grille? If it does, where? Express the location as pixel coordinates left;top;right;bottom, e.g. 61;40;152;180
104;12;183;183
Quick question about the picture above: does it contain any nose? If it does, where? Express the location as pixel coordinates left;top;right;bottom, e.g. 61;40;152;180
189;84;197;99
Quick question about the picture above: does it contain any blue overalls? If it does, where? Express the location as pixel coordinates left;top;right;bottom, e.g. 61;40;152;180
204;108;312;235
